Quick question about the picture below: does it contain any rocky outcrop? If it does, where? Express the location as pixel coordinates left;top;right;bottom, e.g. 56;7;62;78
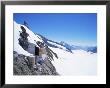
13;51;59;75
18;26;29;51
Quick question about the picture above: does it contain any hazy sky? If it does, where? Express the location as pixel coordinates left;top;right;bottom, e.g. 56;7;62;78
14;13;97;46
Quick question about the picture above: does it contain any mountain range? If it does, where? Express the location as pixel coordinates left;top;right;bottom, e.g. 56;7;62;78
37;33;97;54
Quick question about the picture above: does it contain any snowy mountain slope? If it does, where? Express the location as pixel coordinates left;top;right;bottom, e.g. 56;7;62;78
13;21;58;75
14;21;60;60
14;21;97;75
14;21;48;56
37;34;73;53
14;21;32;56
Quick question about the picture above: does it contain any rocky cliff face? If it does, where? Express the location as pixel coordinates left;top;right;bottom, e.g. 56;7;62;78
13;51;58;75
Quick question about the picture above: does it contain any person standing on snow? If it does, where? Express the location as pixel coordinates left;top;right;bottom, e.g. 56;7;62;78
33;46;39;68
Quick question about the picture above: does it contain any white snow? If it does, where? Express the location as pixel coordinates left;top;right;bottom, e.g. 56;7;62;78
14;21;32;56
21;25;43;45
14;21;43;56
50;47;97;75
47;41;66;50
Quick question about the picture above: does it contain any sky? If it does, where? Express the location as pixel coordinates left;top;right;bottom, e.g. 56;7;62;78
14;13;97;46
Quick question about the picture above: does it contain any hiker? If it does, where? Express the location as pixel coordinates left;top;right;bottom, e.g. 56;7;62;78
33;46;39;68
40;44;47;60
37;43;47;65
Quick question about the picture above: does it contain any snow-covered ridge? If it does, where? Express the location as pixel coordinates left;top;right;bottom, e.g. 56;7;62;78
14;21;59;75
14;21;32;56
47;41;66;50
14;21;58;60
38;33;97;54
14;21;44;56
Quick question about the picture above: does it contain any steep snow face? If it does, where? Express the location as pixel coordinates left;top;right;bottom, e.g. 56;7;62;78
21;24;43;45
50;47;97;75
14;21;43;56
14;21;32;56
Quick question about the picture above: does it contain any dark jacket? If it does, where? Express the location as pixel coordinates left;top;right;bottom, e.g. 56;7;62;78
35;46;39;56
